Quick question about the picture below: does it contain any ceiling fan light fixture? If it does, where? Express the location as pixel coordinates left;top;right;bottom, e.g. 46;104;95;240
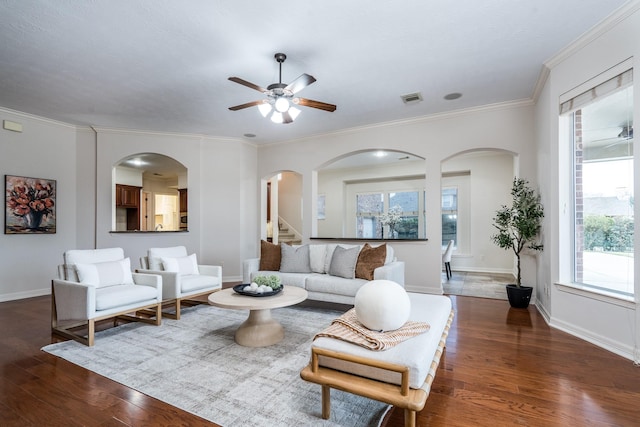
275;97;290;113
271;111;284;124
258;102;272;117
289;106;301;121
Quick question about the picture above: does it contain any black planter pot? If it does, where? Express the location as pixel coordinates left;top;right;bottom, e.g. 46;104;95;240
505;284;532;308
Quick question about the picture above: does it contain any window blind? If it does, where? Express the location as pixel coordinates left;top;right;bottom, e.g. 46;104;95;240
560;68;633;115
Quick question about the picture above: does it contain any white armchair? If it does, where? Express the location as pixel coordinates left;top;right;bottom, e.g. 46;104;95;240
52;247;162;346
138;246;222;319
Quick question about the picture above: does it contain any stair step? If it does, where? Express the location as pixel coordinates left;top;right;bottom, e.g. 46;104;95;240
280;239;302;245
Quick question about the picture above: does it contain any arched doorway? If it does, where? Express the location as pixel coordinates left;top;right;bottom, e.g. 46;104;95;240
440;149;517;299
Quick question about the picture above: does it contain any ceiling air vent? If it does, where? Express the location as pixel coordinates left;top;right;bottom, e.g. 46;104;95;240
401;92;423;104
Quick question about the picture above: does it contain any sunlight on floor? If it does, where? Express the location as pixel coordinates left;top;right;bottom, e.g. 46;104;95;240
442;271;514;300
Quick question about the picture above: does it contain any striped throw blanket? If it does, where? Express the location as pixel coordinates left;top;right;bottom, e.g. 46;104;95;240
314;308;430;351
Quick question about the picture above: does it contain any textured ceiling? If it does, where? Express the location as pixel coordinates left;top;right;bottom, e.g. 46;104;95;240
0;0;630;144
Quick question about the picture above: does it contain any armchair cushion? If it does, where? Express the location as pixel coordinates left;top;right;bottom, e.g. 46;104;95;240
181;274;220;293
161;253;199;275
95;283;159;311
148;246;188;270
75;257;134;287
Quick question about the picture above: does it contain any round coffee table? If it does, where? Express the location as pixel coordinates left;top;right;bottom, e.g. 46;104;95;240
208;286;308;347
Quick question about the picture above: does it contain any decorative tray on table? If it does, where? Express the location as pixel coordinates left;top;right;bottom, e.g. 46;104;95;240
233;284;283;297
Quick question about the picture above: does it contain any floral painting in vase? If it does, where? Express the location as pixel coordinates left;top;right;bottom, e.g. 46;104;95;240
5;175;56;234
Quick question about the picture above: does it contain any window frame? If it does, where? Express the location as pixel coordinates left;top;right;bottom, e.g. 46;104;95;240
558;60;635;300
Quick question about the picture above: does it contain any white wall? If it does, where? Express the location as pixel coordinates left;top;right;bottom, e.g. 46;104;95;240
257;102;537;294
0;117;257;301
93;129;256;282
0;109;79;300
537;4;640;361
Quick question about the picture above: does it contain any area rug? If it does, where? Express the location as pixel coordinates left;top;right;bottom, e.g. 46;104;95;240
42;304;390;426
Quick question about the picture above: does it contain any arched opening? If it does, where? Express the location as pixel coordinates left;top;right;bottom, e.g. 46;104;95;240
113;153;187;232
314;149;426;239
440;149;518;297
264;171;303;244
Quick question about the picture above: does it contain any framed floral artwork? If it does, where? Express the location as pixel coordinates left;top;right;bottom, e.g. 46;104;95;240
5;175;56;234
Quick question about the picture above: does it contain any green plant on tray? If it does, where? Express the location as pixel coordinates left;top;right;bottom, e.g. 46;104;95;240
253;275;282;290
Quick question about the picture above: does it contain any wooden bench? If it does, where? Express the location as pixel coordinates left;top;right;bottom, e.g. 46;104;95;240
300;293;454;427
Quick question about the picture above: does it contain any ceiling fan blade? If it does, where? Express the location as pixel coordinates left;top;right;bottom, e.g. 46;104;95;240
295;98;337;112
228;100;266;111
285;74;316;94
228;77;268;93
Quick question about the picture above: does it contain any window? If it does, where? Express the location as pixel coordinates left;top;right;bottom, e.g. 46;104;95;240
356;193;383;238
356;190;424;238
561;68;634;296
441;187;458;247
390;191;419;238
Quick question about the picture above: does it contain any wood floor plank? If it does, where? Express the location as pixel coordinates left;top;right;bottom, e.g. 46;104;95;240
1;293;639;426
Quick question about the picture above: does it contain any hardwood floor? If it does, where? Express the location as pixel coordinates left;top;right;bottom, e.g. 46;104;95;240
1;293;639;426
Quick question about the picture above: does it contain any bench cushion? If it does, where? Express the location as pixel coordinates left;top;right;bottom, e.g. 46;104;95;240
312;292;452;389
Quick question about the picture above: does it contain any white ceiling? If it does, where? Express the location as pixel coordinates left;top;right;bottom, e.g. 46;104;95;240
0;0;631;145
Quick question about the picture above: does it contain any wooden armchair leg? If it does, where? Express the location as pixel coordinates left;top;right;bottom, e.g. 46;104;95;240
175;298;182;320
87;319;95;347
154;303;162;325
321;385;331;419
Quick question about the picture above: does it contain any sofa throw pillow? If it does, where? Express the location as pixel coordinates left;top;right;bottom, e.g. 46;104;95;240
259;240;281;271
328;245;361;279
355;243;387;280
161;253;199;275
75;257;134;287
280;243;312;273
309;244;327;273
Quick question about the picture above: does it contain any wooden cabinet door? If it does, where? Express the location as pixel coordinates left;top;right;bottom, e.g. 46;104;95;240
179;188;188;212
116;185;141;208
122;186;140;208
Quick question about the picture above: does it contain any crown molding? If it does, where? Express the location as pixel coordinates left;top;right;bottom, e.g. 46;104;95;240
0;106;78;130
544;0;640;70
531;65;551;104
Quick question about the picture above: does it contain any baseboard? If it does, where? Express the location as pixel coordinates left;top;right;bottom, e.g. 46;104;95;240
0;287;50;302
549;317;635;361
405;284;442;295
452;267;514;276
534;301;551;324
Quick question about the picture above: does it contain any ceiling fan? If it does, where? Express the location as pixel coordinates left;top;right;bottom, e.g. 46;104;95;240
228;53;336;124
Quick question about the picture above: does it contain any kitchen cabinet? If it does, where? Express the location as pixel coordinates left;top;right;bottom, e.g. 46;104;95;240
115;184;141;230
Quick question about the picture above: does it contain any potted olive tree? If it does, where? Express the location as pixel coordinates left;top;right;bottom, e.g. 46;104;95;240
491;178;544;308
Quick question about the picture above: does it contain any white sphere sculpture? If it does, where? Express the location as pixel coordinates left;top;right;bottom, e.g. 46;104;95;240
355;280;411;331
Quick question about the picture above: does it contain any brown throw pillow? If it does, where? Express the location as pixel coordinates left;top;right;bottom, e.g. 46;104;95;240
355;243;387;280
259;240;281;271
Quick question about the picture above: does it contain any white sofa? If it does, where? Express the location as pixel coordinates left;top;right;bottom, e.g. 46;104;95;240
243;243;405;305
